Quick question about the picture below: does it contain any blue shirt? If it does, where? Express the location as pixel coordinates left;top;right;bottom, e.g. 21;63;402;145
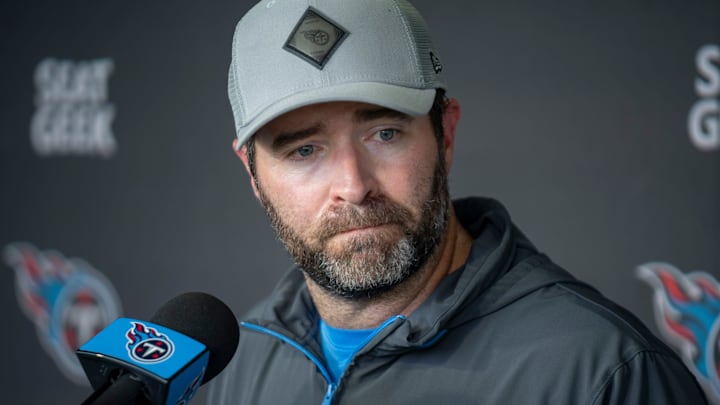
319;319;378;383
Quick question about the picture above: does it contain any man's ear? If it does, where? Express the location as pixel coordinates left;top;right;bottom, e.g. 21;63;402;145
232;138;262;200
441;98;461;172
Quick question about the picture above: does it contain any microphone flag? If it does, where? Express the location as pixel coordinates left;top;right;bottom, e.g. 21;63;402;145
77;317;209;405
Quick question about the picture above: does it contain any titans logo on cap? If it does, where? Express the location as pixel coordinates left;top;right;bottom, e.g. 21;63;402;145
284;7;348;69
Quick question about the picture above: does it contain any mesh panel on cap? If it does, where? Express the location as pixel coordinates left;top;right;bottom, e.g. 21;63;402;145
395;0;443;87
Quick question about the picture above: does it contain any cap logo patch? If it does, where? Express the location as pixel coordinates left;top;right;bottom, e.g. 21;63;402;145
284;8;348;69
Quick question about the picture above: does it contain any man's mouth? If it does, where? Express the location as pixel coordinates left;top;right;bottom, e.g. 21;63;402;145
338;224;380;233
332;223;401;238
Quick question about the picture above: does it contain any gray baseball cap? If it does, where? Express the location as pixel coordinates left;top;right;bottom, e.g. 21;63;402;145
228;0;445;148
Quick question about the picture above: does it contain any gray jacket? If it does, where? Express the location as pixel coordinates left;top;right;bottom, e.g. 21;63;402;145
208;197;707;404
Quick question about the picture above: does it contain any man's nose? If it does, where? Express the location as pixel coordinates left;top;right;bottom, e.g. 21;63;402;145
329;143;378;205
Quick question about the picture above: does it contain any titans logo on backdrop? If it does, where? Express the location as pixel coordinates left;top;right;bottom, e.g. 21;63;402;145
638;262;720;404
3;242;122;385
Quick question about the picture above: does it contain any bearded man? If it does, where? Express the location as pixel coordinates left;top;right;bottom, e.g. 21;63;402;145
208;0;707;404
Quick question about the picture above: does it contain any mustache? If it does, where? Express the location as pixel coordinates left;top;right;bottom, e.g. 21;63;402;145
314;197;414;242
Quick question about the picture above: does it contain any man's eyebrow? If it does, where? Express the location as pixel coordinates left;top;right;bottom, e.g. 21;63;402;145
354;107;413;123
270;123;324;151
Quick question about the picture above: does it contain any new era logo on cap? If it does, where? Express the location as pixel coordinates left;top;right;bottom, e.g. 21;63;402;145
284;8;349;69
429;51;442;74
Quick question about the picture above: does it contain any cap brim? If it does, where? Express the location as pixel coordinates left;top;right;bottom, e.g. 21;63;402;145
234;83;437;149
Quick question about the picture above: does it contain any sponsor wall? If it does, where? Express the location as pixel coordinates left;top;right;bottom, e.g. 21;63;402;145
1;0;718;403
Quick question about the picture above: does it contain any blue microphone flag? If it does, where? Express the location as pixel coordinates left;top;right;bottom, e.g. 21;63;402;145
77;317;210;405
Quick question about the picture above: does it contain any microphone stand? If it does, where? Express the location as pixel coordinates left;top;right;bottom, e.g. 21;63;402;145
81;373;151;405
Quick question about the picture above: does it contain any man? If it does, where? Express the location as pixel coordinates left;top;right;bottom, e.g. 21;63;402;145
209;0;707;403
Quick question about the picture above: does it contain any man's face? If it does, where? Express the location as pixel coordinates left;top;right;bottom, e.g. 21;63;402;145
243;101;452;298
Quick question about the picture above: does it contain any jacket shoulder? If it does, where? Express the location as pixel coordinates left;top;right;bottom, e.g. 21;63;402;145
456;277;706;403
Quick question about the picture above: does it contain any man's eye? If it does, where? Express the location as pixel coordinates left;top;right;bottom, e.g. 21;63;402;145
294;145;314;157
376;129;397;142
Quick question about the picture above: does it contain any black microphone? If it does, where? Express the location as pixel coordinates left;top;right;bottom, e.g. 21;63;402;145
76;292;240;405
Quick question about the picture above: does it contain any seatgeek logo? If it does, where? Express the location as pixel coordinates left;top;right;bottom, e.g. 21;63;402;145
31;58;117;158
688;44;720;152
3;243;122;385
637;262;720;404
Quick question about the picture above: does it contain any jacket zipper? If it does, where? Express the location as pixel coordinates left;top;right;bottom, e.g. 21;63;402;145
241;321;337;404
240;315;406;405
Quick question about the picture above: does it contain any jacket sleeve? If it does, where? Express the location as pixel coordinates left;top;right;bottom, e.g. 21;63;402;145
592;350;709;405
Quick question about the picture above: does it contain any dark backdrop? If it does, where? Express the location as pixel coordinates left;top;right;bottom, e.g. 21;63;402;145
1;1;718;403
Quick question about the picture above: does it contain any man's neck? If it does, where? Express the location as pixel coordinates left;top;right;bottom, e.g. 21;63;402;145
306;207;473;329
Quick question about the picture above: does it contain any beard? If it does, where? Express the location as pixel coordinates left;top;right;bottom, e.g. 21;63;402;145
256;157;450;299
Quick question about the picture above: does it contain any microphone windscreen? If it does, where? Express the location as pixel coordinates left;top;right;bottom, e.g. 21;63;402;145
150;292;239;384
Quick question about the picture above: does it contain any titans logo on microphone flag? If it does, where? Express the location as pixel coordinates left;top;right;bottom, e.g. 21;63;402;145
77;317;210;405
127;322;175;363
638;262;720;403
